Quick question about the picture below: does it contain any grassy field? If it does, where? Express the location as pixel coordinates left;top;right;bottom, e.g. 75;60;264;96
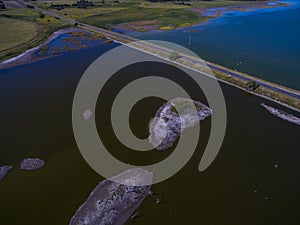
81;6;206;30
0;7;70;60
61;7;125;20
0;17;37;50
33;0;272;31
190;0;267;7
58;0;208;30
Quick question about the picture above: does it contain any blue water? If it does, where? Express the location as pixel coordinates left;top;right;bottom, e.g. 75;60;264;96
36;32;107;56
122;1;300;90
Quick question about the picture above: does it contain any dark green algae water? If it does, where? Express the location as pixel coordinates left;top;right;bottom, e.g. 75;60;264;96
0;22;300;225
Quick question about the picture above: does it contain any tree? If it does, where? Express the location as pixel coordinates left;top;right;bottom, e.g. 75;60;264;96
246;80;260;92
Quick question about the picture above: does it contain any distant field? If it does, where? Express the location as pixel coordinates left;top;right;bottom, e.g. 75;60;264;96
31;0;261;30
190;0;264;7
61;7;125;20
0;7;69;60
80;6;206;30
0;17;37;51
137;1;188;9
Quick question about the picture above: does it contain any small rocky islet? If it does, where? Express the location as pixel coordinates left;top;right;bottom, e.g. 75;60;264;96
0;165;13;182
149;97;212;150
20;158;45;170
70;168;153;225
0;157;45;182
2;98;210;224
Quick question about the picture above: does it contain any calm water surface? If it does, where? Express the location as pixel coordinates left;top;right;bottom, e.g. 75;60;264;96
0;10;300;225
120;0;300;90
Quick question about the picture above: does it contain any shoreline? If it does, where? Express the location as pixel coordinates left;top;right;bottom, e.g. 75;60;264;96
122;40;300;114
1;25;299;114
182;1;290;30
190;1;290;23
0;1;290;65
113;1;290;32
1;1;299;113
0;28;91;69
186;1;291;29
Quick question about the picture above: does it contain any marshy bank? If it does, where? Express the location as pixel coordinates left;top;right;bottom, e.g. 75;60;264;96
0;28;113;69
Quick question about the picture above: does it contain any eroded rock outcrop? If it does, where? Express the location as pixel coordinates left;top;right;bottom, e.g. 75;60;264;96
70;168;153;225
149;97;212;150
0;165;13;182
20;158;45;170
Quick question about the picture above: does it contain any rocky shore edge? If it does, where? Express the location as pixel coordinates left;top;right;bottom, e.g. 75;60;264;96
149;97;212;150
0;157;45;182
70;168;153;225
20;158;45;170
0;165;13;182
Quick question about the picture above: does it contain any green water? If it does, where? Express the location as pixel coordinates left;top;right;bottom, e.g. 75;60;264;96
0;36;300;225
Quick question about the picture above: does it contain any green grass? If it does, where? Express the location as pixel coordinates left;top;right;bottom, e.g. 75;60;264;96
81;6;204;30
33;0;212;30
1;8;39;20
158;9;201;27
190;0;265;8
0;7;70;60
137;1;188;9
59;6;125;20
0;17;37;50
31;0;274;31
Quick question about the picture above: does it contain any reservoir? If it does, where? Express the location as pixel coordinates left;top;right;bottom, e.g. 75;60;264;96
0;9;300;225
122;0;300;90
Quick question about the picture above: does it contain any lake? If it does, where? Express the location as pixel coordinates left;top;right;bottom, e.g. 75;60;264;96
120;0;300;90
0;5;300;225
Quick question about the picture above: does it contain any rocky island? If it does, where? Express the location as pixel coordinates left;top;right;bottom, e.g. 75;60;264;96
20;158;45;170
261;103;300;125
70;168;153;225
149;97;212;150
0;165;13;182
